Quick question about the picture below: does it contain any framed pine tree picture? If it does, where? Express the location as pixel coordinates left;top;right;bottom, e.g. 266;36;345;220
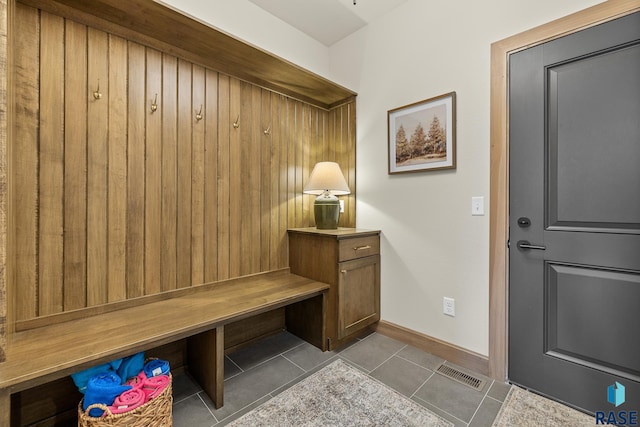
388;92;456;174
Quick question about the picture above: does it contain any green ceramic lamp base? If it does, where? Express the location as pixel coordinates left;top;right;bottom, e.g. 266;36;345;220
313;196;340;229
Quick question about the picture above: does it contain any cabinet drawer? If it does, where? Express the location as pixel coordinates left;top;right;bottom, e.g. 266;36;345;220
338;235;379;261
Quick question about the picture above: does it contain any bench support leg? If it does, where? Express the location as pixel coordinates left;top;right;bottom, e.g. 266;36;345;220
188;326;224;409
0;388;9;426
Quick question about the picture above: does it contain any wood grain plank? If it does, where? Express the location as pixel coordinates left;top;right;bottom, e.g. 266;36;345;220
87;27;109;306
302;103;311;227
145;47;162;295
203;69;218;283
260;89;271;271
12;3;40;321
63;19;87;311
238;83;260;275
277;95;289;268
328;104;337;163
126;41;146;298
191;64;205;285
338;104;349;228
217;75;230;280
107;34;128;302
347;102;356;227
0;0;7;358
0;388;8;427
161;54;178;292
269;92;280;271
238;81;251;276
187;327;224;408
38;11;65;316
294;101;303;228
286;98;296;229
228;78;241;278
176;59;192;288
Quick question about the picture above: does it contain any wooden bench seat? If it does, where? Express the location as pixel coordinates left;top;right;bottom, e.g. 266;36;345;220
0;269;329;425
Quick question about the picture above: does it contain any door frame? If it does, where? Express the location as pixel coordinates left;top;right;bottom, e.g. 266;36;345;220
488;0;640;381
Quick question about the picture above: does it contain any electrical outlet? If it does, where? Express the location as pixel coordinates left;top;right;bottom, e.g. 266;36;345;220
339;199;345;213
443;297;455;317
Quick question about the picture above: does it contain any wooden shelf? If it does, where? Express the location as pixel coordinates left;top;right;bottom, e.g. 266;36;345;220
19;0;357;109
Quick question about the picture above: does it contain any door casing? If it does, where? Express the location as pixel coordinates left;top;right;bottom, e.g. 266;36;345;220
489;0;640;381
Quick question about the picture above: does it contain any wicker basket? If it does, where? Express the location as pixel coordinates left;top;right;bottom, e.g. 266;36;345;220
77;374;172;427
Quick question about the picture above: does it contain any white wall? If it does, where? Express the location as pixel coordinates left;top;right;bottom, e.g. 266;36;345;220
332;0;603;356
162;0;603;356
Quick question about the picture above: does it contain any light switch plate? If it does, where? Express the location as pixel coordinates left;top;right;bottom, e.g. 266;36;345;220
471;196;484;216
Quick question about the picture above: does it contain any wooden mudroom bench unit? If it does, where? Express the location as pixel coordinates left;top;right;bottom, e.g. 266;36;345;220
0;269;328;426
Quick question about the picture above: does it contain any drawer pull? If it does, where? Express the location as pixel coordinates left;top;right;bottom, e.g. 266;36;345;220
341;269;348;274
353;245;371;251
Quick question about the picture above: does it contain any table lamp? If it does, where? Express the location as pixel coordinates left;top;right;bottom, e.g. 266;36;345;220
303;162;351;229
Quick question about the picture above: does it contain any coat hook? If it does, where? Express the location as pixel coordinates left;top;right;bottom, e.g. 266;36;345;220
233;114;240;129
150;93;158;113
92;80;102;100
263;125;271;136
195;104;203;122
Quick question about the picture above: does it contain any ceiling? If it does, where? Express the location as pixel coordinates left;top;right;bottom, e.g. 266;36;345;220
248;0;408;46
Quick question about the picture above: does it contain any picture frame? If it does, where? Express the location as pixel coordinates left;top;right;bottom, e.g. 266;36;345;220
388;91;456;174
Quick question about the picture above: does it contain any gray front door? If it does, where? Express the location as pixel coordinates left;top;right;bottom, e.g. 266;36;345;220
509;12;640;413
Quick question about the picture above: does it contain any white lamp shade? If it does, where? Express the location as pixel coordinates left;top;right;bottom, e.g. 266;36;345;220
303;162;351;196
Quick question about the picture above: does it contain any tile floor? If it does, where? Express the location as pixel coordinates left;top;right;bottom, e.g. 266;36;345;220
171;331;511;426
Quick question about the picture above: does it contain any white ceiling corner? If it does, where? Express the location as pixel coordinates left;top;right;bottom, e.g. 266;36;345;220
249;0;407;46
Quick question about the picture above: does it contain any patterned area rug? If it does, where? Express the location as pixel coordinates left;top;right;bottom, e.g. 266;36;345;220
228;359;453;426
492;386;595;427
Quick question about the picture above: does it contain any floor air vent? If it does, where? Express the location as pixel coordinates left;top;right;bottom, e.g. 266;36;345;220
435;363;486;391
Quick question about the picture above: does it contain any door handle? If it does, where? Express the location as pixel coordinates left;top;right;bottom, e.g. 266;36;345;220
516;240;546;251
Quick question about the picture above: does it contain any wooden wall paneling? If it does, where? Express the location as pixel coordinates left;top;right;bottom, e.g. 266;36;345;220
126;41;146;298
217;74;230;281
240;83;260;276
337;105;347;228
276;95;289;269
12;376;80;426
263;93;288;270
286;97;296;230
144;47;162;296
176;59;193;289
261;89;272;271
6;5;358;326
251;84;262;273
12;3;39;322
228;77;241;278
107;34;127;302
38;11;65;316
347;102;356;227
0;0;7;359
86;27;109;307
160;54;177;292
238;81;252;276
301;103;311;227
191;64;205;285
326;104;336;163
295;102;305;227
62;19;87;311
203;69;218;283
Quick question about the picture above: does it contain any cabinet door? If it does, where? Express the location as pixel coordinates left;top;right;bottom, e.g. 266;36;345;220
338;255;380;339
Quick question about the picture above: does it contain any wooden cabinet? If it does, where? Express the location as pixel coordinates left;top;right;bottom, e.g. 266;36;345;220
288;228;380;350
